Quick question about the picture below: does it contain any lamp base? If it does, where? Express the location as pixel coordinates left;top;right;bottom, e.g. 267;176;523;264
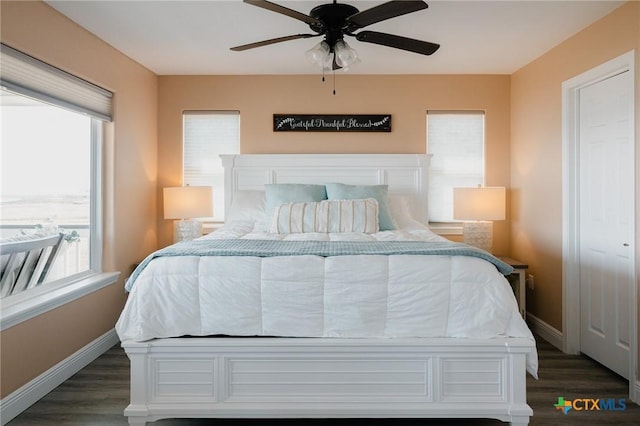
173;219;202;243
462;221;493;253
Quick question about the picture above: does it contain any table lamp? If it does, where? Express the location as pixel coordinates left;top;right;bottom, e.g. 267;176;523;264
453;186;506;253
163;186;213;243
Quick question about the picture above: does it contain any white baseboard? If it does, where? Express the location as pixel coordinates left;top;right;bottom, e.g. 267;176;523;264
0;328;119;425
633;380;640;405
526;312;563;351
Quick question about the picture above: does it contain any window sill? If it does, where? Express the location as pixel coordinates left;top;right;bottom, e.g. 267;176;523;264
0;271;120;331
429;222;464;236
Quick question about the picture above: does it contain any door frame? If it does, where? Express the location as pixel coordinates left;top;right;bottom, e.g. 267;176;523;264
562;49;637;400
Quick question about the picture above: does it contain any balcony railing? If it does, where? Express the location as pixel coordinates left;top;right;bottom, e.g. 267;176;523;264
1;224;90;283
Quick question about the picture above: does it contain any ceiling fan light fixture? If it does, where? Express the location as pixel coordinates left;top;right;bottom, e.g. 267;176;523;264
305;40;331;68
334;39;359;69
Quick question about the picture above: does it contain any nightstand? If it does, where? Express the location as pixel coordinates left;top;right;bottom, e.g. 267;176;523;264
498;256;528;319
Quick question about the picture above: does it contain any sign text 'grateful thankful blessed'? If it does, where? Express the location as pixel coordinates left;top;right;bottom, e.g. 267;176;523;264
273;114;391;132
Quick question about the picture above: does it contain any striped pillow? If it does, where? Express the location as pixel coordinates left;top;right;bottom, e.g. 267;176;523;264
268;198;379;234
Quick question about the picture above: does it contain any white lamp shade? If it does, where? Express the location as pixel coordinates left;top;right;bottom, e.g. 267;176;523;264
453;187;506;221
163;186;213;219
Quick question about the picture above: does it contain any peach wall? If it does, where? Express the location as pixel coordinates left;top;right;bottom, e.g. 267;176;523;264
511;1;639;333
158;74;512;249
0;1;158;397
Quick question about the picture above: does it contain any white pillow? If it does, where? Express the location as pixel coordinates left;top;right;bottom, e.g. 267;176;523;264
226;191;266;224
268;198;379;234
388;194;413;227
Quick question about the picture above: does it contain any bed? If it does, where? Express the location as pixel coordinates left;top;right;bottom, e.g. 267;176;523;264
117;154;537;425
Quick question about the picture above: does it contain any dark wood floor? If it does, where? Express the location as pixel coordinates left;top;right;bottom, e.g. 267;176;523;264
7;336;640;425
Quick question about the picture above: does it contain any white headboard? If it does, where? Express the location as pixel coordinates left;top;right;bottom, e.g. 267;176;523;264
220;154;432;225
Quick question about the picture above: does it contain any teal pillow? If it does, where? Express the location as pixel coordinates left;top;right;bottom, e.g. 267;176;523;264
264;184;327;228
325;183;398;231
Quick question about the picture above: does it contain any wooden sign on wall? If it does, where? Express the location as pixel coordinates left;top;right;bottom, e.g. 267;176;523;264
273;114;391;132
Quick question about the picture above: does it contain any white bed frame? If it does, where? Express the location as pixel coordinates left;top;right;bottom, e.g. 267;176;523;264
122;154;534;425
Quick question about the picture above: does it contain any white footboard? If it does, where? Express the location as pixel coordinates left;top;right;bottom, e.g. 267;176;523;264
123;337;533;425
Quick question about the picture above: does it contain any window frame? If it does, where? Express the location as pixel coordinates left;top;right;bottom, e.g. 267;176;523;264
0;113;118;330
1;116;118;330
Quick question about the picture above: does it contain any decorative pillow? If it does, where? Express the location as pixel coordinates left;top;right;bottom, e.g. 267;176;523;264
264;184;327;228
324;183;398;231
268;198;379;234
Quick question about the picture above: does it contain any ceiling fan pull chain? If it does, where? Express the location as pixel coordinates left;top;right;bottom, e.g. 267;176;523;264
333;69;336;95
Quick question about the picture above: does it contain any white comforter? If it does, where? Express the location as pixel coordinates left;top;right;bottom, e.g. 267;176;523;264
116;220;537;374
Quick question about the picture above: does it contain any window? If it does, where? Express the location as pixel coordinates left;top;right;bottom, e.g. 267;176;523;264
0;43;116;328
1;92;97;283
183;111;240;222
426;111;485;226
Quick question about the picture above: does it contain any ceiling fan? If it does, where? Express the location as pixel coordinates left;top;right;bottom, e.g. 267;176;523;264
230;0;440;70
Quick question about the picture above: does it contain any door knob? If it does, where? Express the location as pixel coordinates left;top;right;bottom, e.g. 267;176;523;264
623;243;630;247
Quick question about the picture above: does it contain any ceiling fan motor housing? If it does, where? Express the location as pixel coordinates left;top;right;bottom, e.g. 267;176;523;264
309;3;359;46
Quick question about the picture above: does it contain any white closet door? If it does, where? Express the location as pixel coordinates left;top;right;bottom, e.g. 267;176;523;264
579;69;634;379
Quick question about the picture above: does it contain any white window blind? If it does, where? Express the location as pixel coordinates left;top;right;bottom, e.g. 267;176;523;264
183;111;240;221
0;43;113;121
427;111;485;222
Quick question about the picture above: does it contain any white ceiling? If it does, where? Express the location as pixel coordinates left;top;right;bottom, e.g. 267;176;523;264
46;0;623;75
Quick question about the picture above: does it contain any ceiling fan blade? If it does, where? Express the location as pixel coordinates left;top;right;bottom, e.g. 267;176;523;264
243;0;322;26
347;1;428;30
355;31;440;55
230;34;318;51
